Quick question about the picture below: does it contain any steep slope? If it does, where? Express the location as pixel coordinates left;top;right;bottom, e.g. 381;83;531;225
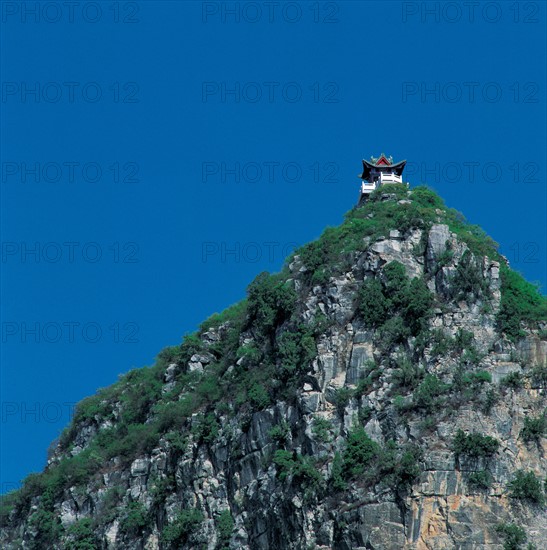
2;184;547;550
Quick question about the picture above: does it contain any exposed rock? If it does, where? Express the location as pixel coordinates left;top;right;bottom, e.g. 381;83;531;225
2;190;546;550
130;458;151;477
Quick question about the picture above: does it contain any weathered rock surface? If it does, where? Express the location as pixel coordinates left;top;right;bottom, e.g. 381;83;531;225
2;196;546;550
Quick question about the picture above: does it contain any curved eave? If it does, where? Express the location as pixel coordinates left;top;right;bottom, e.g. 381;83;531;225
359;159;407;179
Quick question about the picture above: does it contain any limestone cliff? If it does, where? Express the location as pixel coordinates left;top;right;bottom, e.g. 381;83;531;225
2;184;546;549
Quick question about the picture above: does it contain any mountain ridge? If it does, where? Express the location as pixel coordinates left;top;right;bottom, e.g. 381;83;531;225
2;184;547;549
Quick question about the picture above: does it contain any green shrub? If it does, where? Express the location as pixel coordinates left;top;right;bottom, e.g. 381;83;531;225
392;202;429;234
429;329;453;357
442;209;499;259
453;328;475;352
96;423;160;462
360;261;433;348
496;266;547;341
216;510;234;547
312;417;332;442
247;383;271;410
200;300;247;333
434;245;455;272
359;279;389;327
0;492;16;528
119;501;149;535
508;470;545;505
156;345;184;367
311;267;330;285
531;364;547;388
452;367;492;400
353;375;375;397
116;367;163;426
468;470;492;490
495;523;527;550
412;375;449;412
410;186;445;209
330;452;347;491
358;405;373;425
379;441;423;491
403;277;434;334
272;450;294;481
179;333;205;366
149;475;175;508
28;509;64;547
295;458;324;492
295;217;377;282
55;450;102;487
460;346;484;367
521;413;546;443
349;192;424;245
500;371;524;390
161;508;203;546
391;355;423;391
272;450;323;492
298;240;329;282
334;387;352;415
231;359;276;411
65;518;98;550
470;370;492;384
341;426;381;479
452;430;499;459
269;421;290;444
154;396;196;432
191;413;220;444
383;261;409;302
275;326;317;379
393;445;422;488
276;330;303;377
393;394;408;412
369;182;411;202
98;487;123;524
195;374;223;404
73;394;112;424
246;272;296;336
420;417;437;433
207;312;246;364
350;187;545;349
15;472;47;510
481;388;498;415
236;343;262;366
378;315;411;349
449;250;490;304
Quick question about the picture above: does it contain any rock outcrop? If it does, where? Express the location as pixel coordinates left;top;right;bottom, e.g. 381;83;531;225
2;185;546;549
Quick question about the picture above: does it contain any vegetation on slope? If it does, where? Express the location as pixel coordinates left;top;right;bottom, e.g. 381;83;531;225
2;184;546;548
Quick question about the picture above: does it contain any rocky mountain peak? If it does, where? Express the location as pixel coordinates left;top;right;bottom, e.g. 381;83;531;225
2;184;546;549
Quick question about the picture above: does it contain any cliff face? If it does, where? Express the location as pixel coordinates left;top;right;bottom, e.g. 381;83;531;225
2;185;547;550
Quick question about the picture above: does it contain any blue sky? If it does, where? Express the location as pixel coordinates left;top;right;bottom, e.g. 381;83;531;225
1;1;545;492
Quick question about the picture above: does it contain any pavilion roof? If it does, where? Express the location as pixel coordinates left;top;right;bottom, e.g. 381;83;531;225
359;154;407;179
